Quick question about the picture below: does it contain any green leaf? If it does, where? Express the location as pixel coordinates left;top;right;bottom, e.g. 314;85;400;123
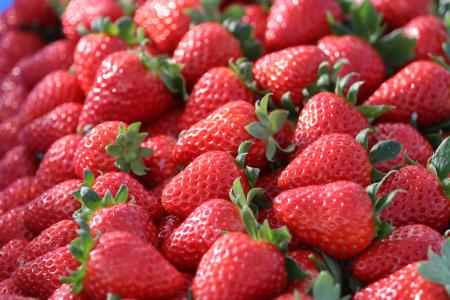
313;271;343;300
346;81;364;106
246;122;269;139
265;138;277;162
222;5;245;20
424;132;444;150
356;128;374;150
285;256;311;281
418;238;450;288
429;137;450;180
357;105;394;122
268;110;289;134
369;140;402;164
375;29;417;69
443;178;450;198
83;169;95;187
223;20;262;61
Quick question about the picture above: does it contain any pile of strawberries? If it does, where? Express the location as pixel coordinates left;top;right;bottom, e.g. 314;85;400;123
0;0;449;299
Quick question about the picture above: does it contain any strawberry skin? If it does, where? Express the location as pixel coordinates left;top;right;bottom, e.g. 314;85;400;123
275;292;313;300
287;249;320;292
265;0;343;51
134;0;199;54
353;224;443;284
0;176;36;214
193;232;287;300
162;151;247;218
49;284;86;300
173;22;242;88
353;262;448;300
0;278;22;295
318;35;386;100
0;80;28;122
144;108;183;138
364;60;450;126
83;231;185;300
0;206;33;247
293;92;369;153
0;238;28;281
279;133;371;190
162;199;244;271
19;103;82;152
179;67;255;129
19;70;85;124
253;46;327;106
242;4;268;43
78;51;173;128
0;116;21;157
274;181;375;259
0;146;36;190
12;0;58;26
377;165;450;232
157;214;183;249
403;15;448;61
73;33;128;94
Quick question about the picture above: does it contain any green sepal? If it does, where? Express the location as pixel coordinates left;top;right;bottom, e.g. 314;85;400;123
404;153;420;166
369;140;402;164
105;122;153;176
442;178;450;198
418;237;450;294
312;271;348;300
222;5;246;22
117;0;137;15
76;25;89;36
185;0;222;25
223;19;262;60
229;58;265;95
236;141;261;187
424;131;444;150
420;118;450;135
91;16;145;45
428;137;450;181
374;29;417;71
280;92;300;125
371;167;386;183
357;105;394;122
285;255;311;281
348;275;363;293
49;0;70;16
356;128;375;150
431;54;450;72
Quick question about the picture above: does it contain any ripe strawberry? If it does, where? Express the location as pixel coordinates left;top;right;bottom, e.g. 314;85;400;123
274;181;375;259
353;224;444;284
33;134;82;195
0;206;33;247
317;35;386;100
18;220;78;264
179;64;255;129
173;22;242;87
287;249;320;292
134;0;200;54
0;176;36;214
0;79;28;121
0;146;37;190
256;171;282;201
50;284;86;300
0;238;28;281
364;60;450;126
241;4;268;43
78;50;174;128
265;0;343;51
162;198;244;271
156;214;183;249
0;30;44;82
12;247;79;298
18;71;84;124
0;278;22;295
253;46;328;106
369;122;433;172
12;0;59;26
0;116;21;157
193;232;288;300
19;103;82;152
162;151;247;218
62;0;124;41
403;15;448;61
143;108;183;138
23;179;82;235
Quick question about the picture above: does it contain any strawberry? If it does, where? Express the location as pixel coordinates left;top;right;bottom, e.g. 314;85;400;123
143;108;183;138
12;0;59;26
0;30;44;82
403;15;448;61
287;249;320;293
0;146;37;190
33;134;82;195
241;4;268;43
264;0;343;51
50;284;86;300
0;177;36;214
162;151;248;218
275;291;313;300
12;246;79;298
23;179;82;235
0;116;21;157
162;198;244;271
62;0;124;41
156;214;183;249
0;278;22;295
18;103;82;152
0;238;28;281
18;71;84;125
353;224;444;284
0;80;28;121
0;206;33;247
364;61;450;126
134;0;200;54
253;45;327;106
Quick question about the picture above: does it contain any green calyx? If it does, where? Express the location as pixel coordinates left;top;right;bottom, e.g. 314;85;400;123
312;271;350;300
106;122;153;176
117;0;137;15
138;50;189;100
49;0;70;16
235;141;261;187
229;58;265;95
328;0;416;70
427;137;450;198
185;0;262;60
245;94;296;163
432;12;450;72
418;237;450;295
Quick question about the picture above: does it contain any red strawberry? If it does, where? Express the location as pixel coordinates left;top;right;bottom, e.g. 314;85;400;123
0;79;28;121
33;134;82;195
23;179;82;235
12;247;79;298
403;15;448;61
62;0;124;41
317;35;386;100
156;214;183;249
287;249;320;292
275;291;313;300
364;60;450;126
0;206;33;247
19;103;82;152
265;0;343;51
274;181;375;259
0;238;28;281
242;4;268;43
0;116;21;157
353;224;443;284
0;146;36;190
73;33;127;94
0;278;22;295
253;46;328;106
193;232;288;300
12;0;58;26
144;108;183;138
179;65;255;129
18;220;78;264
78;50;174;128
162;151;248;218
256;171;282;201
134;0;199;54
50;284;86;300
162;198;244;271
0;176;36;214
173;22;242;87
0;30;44;82
18;71;84;124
